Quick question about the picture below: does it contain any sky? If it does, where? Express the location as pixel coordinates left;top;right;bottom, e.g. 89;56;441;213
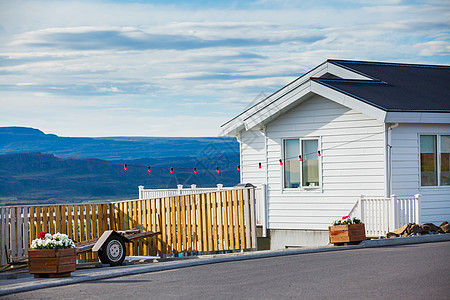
0;0;449;137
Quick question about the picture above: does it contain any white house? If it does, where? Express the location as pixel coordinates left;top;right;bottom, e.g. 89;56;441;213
221;59;450;249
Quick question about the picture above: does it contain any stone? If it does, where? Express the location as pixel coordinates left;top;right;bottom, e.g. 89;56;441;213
440;223;450;234
439;221;448;227
386;232;400;239
420;224;431;234
422;223;444;233
392;224;408;235
405;224;424;236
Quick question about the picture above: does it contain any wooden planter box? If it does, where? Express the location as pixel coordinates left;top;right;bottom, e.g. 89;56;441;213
328;224;366;245
28;248;76;278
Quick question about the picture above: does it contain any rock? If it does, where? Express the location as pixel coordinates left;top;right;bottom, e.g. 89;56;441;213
386;232;400;239
439;221;448;227
440;223;450;233
420;224;431;234
422;223;444;233
405;224;424;236
393;224;408;235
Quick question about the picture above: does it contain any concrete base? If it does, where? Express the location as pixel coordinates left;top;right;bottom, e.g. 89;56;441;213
269;229;329;249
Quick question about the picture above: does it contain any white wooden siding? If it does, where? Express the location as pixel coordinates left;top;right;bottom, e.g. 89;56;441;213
240;130;266;188
391;124;450;225
259;95;386;230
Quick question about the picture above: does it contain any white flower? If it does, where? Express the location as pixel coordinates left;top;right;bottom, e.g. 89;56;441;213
30;232;75;250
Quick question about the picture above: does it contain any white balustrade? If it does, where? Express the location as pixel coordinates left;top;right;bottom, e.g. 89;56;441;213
349;194;421;237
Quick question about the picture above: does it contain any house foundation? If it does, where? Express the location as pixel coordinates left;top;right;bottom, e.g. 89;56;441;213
269;229;329;249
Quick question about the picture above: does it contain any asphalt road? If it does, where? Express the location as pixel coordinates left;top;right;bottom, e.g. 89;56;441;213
5;241;450;300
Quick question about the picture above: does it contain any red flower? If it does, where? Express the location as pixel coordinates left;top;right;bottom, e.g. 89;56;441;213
38;231;46;239
342;216;350;220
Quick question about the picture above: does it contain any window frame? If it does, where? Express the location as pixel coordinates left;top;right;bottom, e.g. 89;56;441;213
419;134;450;188
282;137;322;190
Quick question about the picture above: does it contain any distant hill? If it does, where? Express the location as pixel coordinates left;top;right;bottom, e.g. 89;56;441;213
0;126;238;160
0;127;240;206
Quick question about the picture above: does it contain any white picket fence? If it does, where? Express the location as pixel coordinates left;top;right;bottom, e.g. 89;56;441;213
349;194;421;237
138;184;233;199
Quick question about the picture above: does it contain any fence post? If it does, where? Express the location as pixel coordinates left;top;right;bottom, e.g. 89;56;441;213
358;195;364;221
414;194;421;224
190;184;197;189
177;185;183;195
138;186;144;200
390;194;397;231
217;184;223;190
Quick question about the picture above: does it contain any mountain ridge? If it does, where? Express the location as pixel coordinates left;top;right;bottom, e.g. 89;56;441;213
0;127;240;206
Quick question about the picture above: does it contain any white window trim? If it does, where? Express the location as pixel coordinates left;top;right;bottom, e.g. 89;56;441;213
281;137;322;191
419;133;450;188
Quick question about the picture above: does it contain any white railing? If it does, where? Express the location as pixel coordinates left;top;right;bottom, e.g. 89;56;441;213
139;184;266;231
349;194;421;237
138;184;232;199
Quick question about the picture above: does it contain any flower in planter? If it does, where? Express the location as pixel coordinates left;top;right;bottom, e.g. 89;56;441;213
30;231;75;250
332;216;362;226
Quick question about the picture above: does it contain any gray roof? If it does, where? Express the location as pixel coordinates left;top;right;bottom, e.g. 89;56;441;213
313;60;450;112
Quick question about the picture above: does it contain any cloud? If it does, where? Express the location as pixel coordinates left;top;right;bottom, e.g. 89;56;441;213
10;26;325;51
415;40;450;56
0;0;449;137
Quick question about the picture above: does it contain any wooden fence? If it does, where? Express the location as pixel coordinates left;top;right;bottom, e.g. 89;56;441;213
0;187;257;266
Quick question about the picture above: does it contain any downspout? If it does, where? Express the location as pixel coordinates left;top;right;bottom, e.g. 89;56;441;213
386;123;399;197
261;126;268;237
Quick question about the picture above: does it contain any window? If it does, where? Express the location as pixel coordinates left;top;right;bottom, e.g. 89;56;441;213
284;138;320;188
420;135;450;186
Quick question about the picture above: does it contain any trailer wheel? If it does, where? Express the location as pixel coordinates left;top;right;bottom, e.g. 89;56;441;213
98;236;126;266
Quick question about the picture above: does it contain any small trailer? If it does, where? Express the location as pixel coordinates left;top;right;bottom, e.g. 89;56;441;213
0;229;160;272
75;229;160;266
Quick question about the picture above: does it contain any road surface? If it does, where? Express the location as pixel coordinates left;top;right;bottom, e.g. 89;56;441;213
6;241;450;299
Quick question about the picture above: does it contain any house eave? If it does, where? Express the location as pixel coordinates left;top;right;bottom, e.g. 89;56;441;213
385;112;450;124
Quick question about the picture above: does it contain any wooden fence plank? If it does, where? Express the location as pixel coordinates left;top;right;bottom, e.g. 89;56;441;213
176;196;182;253
227;191;234;250
238;189;246;249
211;192;218;252
206;193;213;252
23;207;29;256
73;205;79;243
217;192;224;251
36;207;41;235
1;208;6;265
171;197;176;254
194;195;200;252
244;189;251;249
181;196;187;253
186;195;193;252
67;206;73;242
133;201;139;255
233;190;240;248
10;207;17;259
29;207;35;242
42;206;48;234
55;205;61;234
201;194;207;252
222;192;229;250
151;199;157;256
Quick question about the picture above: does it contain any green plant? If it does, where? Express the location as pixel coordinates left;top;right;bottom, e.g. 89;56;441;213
332;215;362;226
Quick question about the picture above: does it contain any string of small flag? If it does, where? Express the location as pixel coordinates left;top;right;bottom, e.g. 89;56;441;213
120;150;323;174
